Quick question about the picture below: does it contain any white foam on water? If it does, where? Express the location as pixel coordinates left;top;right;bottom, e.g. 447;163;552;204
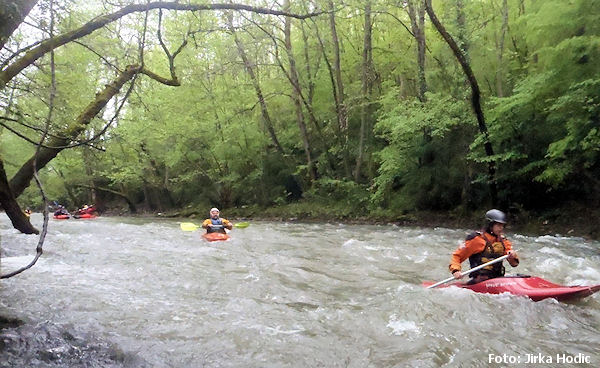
387;314;419;335
538;234;576;242
538;246;567;257
536;258;562;273
566;267;600;285
1;256;46;270
576;267;600;280
342;239;358;247
535;236;562;245
404;254;427;264
547;317;569;331
248;324;305;336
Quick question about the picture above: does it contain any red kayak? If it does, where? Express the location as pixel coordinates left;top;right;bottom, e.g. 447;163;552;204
53;214;70;220
73;213;97;219
423;276;600;302
202;232;230;242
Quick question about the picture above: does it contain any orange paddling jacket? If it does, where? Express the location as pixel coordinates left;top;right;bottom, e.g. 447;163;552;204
449;231;519;279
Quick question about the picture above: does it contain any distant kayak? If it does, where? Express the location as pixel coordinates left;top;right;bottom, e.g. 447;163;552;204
53;214;70;220
423;276;600;302
202;233;230;242
73;213;97;219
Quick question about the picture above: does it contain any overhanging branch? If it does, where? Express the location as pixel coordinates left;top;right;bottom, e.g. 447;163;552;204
0;2;323;89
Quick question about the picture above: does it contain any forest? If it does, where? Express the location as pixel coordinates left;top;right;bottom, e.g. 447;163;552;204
1;0;599;236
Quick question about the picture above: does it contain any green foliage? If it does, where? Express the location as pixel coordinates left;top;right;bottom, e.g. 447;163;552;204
539;78;600;189
480;0;600;206
372;91;476;210
2;0;599;219
307;178;370;210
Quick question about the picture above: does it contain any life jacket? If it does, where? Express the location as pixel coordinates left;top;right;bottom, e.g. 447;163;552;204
207;218;226;234
467;231;506;279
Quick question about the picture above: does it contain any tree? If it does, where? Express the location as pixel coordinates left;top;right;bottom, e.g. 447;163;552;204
284;0;318;181
407;0;427;102
354;0;373;182
425;0;498;205
226;12;285;155
327;0;351;178
0;0;38;50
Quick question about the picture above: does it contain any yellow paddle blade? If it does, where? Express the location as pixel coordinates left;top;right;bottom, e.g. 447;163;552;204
180;222;199;231
234;222;249;228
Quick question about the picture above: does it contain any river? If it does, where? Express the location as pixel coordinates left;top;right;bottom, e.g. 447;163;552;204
1;214;599;367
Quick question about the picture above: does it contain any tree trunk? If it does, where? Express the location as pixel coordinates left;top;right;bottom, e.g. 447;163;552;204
142;181;157;211
496;0;508;98
226;13;285;154
455;0;469;56
0;0;38;50
354;1;372;182
408;0;427;102
8;65;141;198
284;1;317;181
139;142;174;211
408;0;434;168
328;0;351;178
81;146;97;205
424;0;498;205
0;158;38;234
300;22;317;106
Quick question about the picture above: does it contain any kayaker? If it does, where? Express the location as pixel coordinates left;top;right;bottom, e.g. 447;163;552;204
53;205;70;217
449;209;519;284
202;208;233;234
75;204;89;215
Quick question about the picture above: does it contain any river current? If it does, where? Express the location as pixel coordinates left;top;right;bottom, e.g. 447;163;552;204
1;214;599;367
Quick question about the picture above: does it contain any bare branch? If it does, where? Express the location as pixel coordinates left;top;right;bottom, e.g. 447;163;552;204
140;66;180;86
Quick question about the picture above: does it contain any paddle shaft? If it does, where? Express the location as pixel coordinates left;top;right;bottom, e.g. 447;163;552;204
180;221;248;231
426;254;511;289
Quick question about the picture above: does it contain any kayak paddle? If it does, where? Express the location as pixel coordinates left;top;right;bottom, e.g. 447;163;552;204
179;222;249;231
180;222;199;231
426;253;513;289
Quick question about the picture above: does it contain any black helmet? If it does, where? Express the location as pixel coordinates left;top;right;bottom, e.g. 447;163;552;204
485;209;507;224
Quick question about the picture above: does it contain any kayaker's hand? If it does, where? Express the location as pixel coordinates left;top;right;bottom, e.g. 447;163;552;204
507;250;519;266
452;270;462;279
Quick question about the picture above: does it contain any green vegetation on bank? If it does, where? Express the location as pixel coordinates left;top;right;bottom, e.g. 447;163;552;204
167;197;600;240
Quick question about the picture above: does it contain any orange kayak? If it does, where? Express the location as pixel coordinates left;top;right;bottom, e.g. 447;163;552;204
73;213;97;219
202;232;230;242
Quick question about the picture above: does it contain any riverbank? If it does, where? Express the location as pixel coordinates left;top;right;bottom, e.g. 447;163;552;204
160;201;600;241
